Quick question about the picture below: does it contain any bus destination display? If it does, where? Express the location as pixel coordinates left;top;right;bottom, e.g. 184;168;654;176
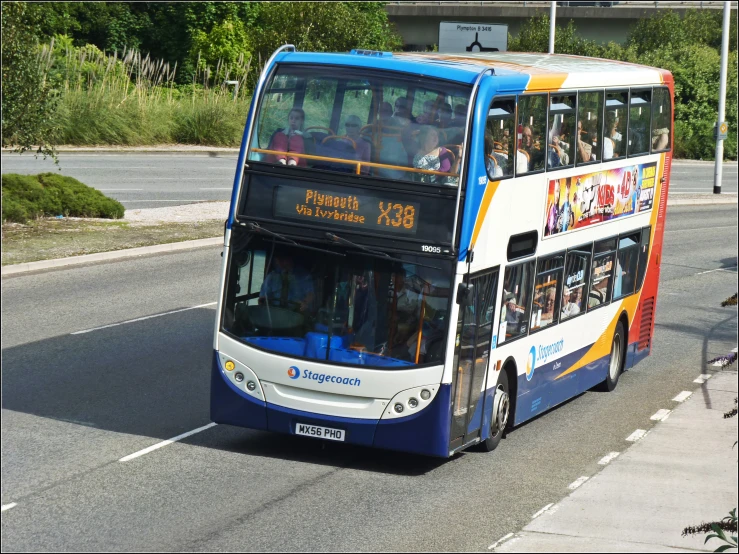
274;185;420;235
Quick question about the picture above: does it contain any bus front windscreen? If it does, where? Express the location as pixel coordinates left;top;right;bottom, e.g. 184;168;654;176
222;234;453;368
247;65;472;185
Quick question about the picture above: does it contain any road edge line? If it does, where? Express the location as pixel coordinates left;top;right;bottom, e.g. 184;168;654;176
2;237;223;276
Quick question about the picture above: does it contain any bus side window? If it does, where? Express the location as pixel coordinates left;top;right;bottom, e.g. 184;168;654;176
576;90;604;165
530;254;565;331
485;97;515;180
628;89;651;157
614;232;640;300
561;246;592;322
636;226;651;291
547;94;575;171
651;88;671;153
589;237;617;310
516;94;547;175
498;261;535;344
604;90;628;161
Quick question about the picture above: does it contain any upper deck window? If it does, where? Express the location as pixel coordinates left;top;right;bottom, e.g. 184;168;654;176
248;65;472;186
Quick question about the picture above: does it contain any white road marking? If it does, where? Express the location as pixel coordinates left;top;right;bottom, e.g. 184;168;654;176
1;503;18;512
568;476;589;490
71;302;216;335
531;503;554;519
597;451;620;465
488;533;514;550
626;429;647;442
694;373;714;383
672;391;693;402
697;266;737;275
119;422;217;462
665;225;738;234
198;188;232;190
650;409;672;421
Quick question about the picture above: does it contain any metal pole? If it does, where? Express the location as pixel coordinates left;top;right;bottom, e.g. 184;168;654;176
549;1;557;54
713;1;730;194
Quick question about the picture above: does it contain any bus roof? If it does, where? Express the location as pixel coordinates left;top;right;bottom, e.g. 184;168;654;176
274;51;670;92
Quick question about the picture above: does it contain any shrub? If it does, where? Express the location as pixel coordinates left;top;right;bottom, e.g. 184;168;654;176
1;172;124;223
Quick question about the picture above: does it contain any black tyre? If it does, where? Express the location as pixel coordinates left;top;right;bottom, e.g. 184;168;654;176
481;370;511;452
599;320;625;392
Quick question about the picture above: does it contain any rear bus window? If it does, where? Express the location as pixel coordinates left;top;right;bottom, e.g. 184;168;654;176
614;233;640;300
485;97;515;180
499;261;535;344
651;88;671;153
531;254;565;331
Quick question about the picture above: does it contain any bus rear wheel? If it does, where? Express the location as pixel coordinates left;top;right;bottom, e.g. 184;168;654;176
481;370;510;452
599;321;625;392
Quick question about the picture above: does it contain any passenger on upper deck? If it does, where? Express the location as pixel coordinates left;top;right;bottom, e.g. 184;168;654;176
343;115;370;174
517;125;545;174
392;97;412;127
603;110;622;160
268;108;307;167
436;103;453;128
415;100;437;125
412;126;457;185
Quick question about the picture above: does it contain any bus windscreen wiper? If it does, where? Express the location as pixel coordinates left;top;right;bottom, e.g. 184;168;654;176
245;222;345;257
325;232;440;270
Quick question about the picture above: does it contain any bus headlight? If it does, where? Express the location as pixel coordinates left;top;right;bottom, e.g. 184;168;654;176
408;397;419;409
420;389;431;400
234;372;244;382
394;403;404;414
246;381;257;391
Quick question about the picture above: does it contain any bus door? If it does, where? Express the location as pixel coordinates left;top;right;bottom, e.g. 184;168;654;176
450;268;499;450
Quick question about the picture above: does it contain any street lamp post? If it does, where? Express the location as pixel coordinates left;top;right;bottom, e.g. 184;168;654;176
713;1;731;194
549;1;557;54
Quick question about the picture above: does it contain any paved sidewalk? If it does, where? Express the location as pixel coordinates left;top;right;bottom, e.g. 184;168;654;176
495;370;739;553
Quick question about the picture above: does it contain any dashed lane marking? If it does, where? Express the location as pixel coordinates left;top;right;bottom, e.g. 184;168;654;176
673;391;693;402
568;476;589;490
597;452;620;465
1;503;18;512
488;533;514;550
650;409;672;421
626;429;648;442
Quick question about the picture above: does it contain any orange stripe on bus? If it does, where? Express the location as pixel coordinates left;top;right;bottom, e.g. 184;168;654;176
470;180;501;249
526;73;569;92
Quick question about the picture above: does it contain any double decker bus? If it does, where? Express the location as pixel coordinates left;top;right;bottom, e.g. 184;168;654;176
211;47;673;457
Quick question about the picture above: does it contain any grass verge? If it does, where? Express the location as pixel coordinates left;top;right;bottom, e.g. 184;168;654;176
2;218;223;266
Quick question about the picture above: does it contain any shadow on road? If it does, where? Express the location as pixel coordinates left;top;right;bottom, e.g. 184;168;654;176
0;307;444;475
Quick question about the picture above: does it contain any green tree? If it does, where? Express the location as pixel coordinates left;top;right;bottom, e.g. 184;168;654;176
1;2;59;161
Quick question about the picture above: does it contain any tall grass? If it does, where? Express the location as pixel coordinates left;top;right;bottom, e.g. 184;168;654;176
39;37;253;146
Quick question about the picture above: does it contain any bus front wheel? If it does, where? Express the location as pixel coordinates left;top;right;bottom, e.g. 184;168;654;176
481;370;510;452
599;321;625;392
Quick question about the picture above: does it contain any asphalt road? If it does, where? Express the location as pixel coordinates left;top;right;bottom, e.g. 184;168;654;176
1;152;736;208
1;204;737;551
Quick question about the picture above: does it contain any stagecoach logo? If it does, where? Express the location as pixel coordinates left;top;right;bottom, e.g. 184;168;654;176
526;346;536;381
288;366;300;379
286;366;361;387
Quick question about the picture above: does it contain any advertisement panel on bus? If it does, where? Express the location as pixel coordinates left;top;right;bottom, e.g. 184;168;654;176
543;161;658;237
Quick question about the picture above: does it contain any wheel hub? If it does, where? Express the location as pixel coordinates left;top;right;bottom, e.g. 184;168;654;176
491;384;509;436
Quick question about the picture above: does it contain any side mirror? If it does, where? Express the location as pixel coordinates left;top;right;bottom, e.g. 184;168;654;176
456;282;474;306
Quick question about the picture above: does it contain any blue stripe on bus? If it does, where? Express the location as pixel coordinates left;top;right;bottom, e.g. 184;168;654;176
227;94;257;229
210;351;268;430
210;350;452;457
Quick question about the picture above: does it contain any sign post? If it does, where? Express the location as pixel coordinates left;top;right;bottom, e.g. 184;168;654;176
439;22;507;53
